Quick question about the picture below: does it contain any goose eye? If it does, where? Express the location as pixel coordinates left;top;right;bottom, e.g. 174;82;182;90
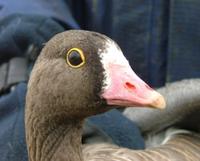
66;48;85;68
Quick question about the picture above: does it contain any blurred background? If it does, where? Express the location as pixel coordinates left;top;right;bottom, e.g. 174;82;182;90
0;0;200;90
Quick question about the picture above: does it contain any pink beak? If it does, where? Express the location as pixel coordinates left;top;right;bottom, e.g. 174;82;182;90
101;64;166;109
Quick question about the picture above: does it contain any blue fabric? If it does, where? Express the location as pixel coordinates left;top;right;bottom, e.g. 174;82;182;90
0;14;65;63
0;0;199;86
167;1;200;82
0;0;79;29
89;110;144;149
89;0;200;87
0;84;27;161
107;1;167;86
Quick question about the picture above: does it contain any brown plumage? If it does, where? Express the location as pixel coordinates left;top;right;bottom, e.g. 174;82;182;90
25;30;199;161
83;133;200;161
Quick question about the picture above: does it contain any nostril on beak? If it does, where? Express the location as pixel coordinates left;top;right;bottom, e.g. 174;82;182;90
124;82;136;91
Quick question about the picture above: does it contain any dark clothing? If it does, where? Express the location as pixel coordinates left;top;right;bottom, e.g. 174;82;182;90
0;0;200;161
0;0;200;86
0;84;27;161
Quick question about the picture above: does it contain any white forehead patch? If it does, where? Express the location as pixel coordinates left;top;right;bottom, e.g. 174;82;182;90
99;40;129;66
98;39;131;89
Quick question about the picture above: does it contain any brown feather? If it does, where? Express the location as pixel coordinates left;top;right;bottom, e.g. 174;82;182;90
25;30;200;161
83;133;200;161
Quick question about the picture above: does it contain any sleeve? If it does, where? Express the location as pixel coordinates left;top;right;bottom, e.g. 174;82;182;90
0;0;81;64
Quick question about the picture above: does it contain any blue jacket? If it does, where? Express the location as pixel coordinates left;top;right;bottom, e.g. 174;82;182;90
0;0;199;86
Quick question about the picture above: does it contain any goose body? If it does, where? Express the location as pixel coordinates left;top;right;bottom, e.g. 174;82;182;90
84;133;200;161
25;30;199;161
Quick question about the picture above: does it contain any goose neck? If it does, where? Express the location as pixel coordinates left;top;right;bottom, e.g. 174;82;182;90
26;117;84;161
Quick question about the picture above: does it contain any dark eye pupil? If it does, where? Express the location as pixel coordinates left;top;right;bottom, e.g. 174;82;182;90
68;51;83;66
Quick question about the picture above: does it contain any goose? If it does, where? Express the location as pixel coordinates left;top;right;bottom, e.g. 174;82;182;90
25;30;198;161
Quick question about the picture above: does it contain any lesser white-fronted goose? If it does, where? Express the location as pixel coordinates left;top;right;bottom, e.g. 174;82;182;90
25;30;199;161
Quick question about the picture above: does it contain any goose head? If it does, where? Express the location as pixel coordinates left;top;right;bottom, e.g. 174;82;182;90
26;30;165;121
25;30;166;161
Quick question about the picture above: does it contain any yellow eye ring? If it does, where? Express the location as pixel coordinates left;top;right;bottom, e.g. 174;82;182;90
66;48;86;68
